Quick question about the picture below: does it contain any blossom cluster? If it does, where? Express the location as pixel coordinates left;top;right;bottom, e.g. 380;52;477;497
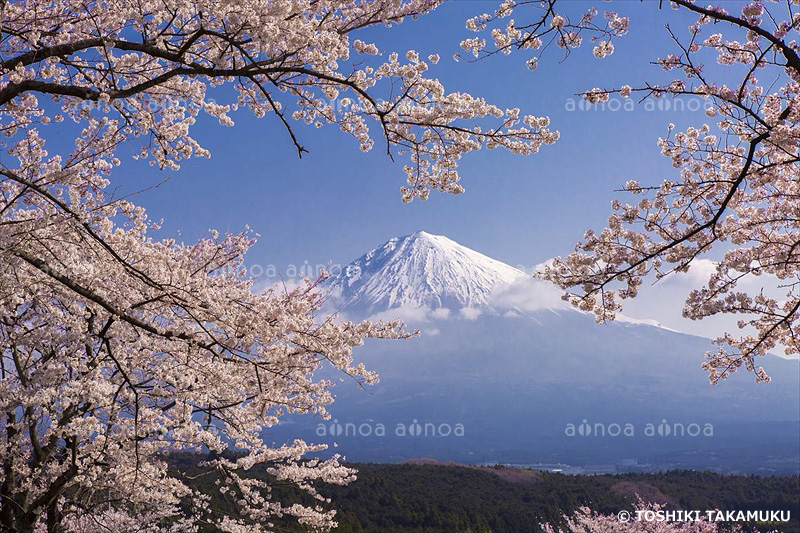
541;499;744;532
0;0;515;529
540;0;800;384
461;2;629;65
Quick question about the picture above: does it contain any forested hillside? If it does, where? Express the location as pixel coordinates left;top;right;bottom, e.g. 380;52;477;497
168;456;799;532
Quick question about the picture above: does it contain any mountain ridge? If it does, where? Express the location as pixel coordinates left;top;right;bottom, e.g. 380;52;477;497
324;231;677;332
324;231;527;317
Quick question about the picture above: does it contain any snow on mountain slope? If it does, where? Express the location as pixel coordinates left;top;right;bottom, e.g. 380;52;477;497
324;231;680;332
324;231;526;316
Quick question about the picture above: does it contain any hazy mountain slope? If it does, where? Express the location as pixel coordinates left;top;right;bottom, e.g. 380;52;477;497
270;232;800;472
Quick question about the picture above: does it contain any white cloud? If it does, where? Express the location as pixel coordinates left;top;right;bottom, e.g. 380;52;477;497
503;258;797;358
430;308;451;320
365;304;479;324
610;259;799;358
367;305;432;324
489;275;569;312
459;307;482;321
658;258;717;288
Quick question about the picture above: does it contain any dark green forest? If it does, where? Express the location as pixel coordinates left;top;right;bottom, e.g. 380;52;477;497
168;455;799;532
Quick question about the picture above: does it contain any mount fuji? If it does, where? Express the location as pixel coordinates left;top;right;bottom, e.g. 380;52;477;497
323;230;668;328
270;232;800;473
324;231;526;316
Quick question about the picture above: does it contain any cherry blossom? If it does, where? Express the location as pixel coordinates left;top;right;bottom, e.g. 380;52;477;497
463;0;800;384
542;499;745;532
462;1;629;64
0;0;555;528
535;0;800;384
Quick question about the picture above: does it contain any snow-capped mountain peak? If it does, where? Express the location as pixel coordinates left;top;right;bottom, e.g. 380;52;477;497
324;231;525;316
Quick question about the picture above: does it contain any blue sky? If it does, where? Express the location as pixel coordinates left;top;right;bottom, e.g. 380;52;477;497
111;2;728;301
